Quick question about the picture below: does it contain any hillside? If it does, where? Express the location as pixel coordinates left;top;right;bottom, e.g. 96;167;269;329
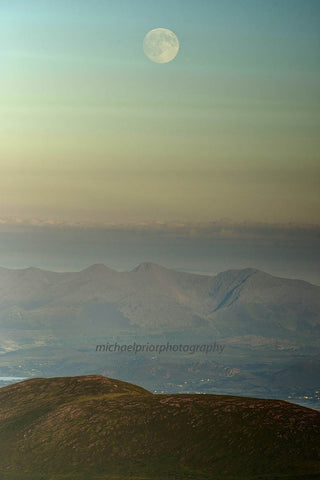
0;375;319;480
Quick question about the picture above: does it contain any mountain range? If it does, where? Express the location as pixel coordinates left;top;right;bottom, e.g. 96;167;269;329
0;263;319;405
1;262;319;346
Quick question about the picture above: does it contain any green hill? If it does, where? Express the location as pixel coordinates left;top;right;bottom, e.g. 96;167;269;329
0;375;319;480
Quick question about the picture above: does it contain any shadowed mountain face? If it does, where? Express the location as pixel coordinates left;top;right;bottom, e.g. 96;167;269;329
0;262;319;346
0;375;319;480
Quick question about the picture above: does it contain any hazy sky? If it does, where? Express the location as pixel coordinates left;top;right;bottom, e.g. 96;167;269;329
1;221;319;284
1;0;319;224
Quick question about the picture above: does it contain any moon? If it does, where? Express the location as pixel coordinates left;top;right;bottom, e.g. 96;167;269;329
143;28;179;64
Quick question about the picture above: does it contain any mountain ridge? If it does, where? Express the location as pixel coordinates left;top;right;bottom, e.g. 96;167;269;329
0;262;319;340
2;261;318;283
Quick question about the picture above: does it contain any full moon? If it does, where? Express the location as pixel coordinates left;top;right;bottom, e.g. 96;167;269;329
143;28;179;64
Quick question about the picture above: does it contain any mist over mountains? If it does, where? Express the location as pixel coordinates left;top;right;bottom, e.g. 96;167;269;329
0;263;319;406
0;260;319;354
0;262;319;342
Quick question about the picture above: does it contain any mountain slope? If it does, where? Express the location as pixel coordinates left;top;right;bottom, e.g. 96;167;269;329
0;375;319;480
0;263;319;345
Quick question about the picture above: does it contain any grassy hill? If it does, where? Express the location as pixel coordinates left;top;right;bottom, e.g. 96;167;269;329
0;375;319;480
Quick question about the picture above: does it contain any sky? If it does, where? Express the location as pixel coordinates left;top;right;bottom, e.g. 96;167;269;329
0;220;319;285
1;0;320;224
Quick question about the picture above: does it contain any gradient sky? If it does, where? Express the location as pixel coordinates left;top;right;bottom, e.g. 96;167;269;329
1;0;319;223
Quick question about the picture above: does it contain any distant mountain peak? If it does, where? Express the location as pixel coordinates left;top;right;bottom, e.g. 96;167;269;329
23;266;51;274
81;264;115;274
132;262;165;273
221;267;259;277
19;266;59;279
